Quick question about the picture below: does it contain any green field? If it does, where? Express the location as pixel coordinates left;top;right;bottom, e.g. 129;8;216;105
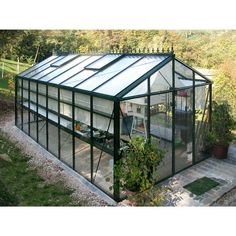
0;58;30;90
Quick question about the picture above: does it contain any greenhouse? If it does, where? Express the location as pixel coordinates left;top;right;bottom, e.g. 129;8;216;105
15;52;212;201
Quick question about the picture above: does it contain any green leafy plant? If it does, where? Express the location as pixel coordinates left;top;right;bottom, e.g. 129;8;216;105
208;101;236;146
115;137;165;193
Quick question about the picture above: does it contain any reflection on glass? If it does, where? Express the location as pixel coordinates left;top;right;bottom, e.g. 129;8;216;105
77;55;140;91
19;55;57;77
75;138;91;180
175;88;193;172
48;122;59;156
86;54;121;70
95;55;167;96
93;147;113;194
60;129;73;167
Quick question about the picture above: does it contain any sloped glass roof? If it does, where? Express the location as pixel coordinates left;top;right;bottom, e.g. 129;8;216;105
18;53;210;100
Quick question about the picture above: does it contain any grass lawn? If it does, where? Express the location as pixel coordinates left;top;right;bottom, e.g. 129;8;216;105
184;177;219;196
0;131;79;206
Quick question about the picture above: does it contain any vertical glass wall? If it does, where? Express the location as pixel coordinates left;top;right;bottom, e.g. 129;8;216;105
174;88;193;172
150;93;173;180
195;85;210;161
92;97;114;195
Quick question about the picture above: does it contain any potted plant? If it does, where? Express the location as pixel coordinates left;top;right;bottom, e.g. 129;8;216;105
208;101;236;159
115;136;165;194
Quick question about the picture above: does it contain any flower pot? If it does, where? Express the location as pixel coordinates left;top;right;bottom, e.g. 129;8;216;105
213;144;229;159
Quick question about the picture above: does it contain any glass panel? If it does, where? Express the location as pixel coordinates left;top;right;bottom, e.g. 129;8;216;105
60;129;73;167
48;98;58;112
95;55;167;96
93;147;113;194
32;67;58;80
51;55;78;67
22;89;28;101
77;55;140;91
75;107;90;127
93;97;113;115
195;86;210;161
24;56;63;78
38;95;46;107
48;122;59;157
40;56;88;82
175;60;193;80
30;91;36;103
23;79;28;89
124;79;147;98
150;93;173;180
30;81;37;91
18;78;22;87
60;103;72;118
60;89;72;103
93;114;113;134
29;111;37;140
62;70;95;87
19;55;57;77
195;73;208;85
38;83;46;94
38;116;47;148
175;61;194;88
50;56;101;85
48;86;58;99
74;138;91;180
22;108;29;134
175;88;193;172
75;93;90;108
122;97;148;139
16;85;22;128
86;54;121;70
150;61;172;93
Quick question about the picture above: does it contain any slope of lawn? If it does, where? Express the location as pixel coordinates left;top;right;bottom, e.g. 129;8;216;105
0;131;79;206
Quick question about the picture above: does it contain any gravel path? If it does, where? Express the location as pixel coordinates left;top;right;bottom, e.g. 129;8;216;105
0;111;111;206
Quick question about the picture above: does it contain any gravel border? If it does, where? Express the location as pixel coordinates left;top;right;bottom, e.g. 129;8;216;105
0;112;116;206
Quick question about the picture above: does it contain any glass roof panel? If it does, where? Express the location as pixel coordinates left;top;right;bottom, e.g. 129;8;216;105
49;56;101;84
24;56;64;79
19;55;58;77
51;54;79;67
61;70;96;87
76;55;141;91
31;67;58;80
85;54;121;70
39;56;89;82
94;55;167;96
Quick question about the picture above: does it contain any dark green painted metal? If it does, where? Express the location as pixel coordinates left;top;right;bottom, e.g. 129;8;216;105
90;95;94;182
46;84;49;150
14;77;18;126
28;80;30;135
209;84;212;132
172;55;175;175
36;81;39;143
147;77;151;142
116;55;173;98
113;101;120;201
192;72;196;164
72;90;75;170
20;79;23;130
58;87;61;160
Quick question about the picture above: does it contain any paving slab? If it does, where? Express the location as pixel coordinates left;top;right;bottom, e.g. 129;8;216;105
159;157;236;206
